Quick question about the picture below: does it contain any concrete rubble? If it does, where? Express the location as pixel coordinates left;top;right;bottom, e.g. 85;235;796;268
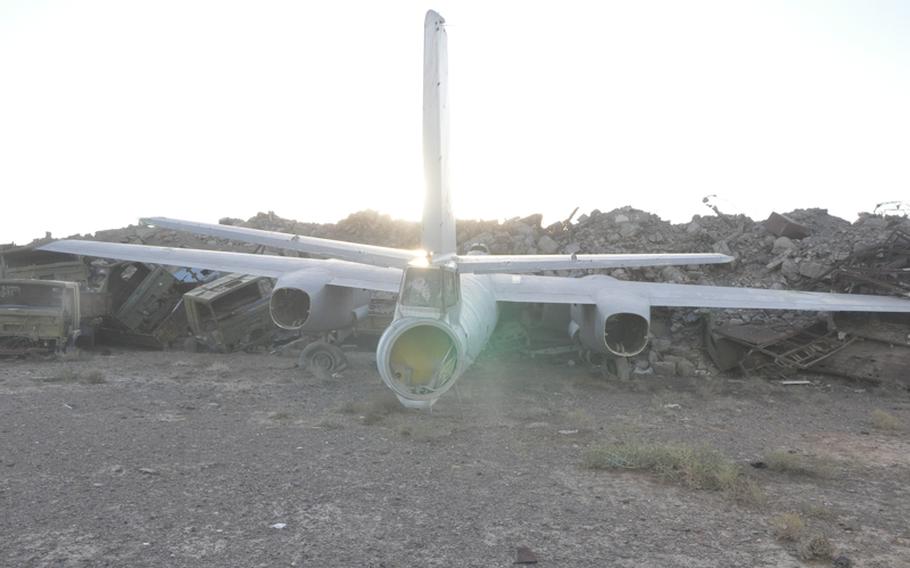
6;207;910;385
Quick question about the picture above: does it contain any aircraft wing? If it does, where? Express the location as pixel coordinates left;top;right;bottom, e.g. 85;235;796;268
39;240;402;293
492;273;910;313
141;217;421;269
455;253;733;273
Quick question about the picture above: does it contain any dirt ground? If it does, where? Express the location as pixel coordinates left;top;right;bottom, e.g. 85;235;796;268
1;348;909;567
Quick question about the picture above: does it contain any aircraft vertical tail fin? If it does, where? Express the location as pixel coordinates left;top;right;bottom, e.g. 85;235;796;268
422;10;456;257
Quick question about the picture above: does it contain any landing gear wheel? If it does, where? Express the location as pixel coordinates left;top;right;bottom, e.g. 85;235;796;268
298;341;348;375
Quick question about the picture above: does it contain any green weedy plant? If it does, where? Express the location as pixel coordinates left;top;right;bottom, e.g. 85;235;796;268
583;441;765;504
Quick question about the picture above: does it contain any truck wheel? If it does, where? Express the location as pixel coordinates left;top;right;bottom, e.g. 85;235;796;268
299;342;348;374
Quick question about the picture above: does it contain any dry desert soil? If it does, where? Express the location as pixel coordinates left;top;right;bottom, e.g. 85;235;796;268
1;349;909;567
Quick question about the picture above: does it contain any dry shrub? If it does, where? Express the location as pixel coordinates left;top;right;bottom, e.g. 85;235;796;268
583;441;764;505
44;368;106;384
797;533;835;561
764;450;836;478
800;503;837;521
871;409;902;431
772;512;805;542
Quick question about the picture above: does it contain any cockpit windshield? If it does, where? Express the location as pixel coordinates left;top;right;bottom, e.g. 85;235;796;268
401;267;458;310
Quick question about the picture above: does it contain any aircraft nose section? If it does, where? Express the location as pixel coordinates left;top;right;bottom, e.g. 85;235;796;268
395;396;437;410
376;317;465;406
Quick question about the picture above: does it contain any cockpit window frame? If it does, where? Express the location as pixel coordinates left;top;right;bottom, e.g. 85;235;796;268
400;266;460;311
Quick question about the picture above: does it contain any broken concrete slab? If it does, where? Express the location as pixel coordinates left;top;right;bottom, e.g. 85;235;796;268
764;212;811;239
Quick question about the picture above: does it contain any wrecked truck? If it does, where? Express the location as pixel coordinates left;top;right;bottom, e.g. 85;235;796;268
183;273;280;352
95;263;200;349
0;247;89;282
0;279;80;354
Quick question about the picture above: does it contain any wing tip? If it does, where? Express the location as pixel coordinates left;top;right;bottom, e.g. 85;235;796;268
37;240;69;252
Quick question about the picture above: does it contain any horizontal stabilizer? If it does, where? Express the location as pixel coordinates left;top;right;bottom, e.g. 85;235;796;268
454;253;733;273
142;217;422;269
39;240;402;293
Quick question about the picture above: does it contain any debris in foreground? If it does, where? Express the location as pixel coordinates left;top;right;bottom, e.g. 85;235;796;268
515;546;538;564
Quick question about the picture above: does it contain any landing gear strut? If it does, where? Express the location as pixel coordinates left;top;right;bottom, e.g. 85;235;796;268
584;350;632;380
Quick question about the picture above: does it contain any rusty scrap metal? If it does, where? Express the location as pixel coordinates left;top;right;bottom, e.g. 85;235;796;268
706;319;855;377
706;315;910;386
806;229;910;297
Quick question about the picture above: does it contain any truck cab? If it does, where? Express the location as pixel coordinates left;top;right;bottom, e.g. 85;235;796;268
0;279;80;354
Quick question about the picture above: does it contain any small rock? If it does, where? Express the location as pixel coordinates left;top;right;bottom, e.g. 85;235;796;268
771;236;797;254
516;546;538;564
660;266;686;284
781;259;800;278
270;522;287;529
650;338;672;354
536;235;559;254
832;555;852;568
675;360;697;377
563;242;581;255
798;261;830;279
618;223;639;238
712;240;733;256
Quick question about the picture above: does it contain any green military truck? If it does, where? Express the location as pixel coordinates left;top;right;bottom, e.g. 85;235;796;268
95;263;196;349
0;279;81;354
0;247;89;282
183;273;278;352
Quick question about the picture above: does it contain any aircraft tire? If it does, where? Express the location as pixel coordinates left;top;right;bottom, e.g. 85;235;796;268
299;341;348;374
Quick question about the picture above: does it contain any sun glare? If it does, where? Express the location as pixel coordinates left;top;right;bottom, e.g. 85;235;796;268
1;2;908;244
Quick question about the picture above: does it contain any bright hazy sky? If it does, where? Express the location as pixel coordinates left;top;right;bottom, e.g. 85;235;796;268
1;1;908;245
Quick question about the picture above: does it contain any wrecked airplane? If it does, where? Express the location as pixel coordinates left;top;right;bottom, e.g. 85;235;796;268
40;11;910;408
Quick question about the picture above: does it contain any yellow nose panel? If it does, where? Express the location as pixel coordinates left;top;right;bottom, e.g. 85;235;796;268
389;326;453;386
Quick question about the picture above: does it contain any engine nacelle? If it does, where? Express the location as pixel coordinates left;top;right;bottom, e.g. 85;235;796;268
269;269;370;331
570;293;651;357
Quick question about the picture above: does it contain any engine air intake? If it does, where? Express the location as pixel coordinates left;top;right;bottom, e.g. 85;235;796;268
269;288;310;330
603;312;649;356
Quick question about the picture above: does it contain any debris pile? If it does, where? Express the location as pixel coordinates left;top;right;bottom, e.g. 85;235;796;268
44;206;908;291
51;207;910;294
8;206;910;386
